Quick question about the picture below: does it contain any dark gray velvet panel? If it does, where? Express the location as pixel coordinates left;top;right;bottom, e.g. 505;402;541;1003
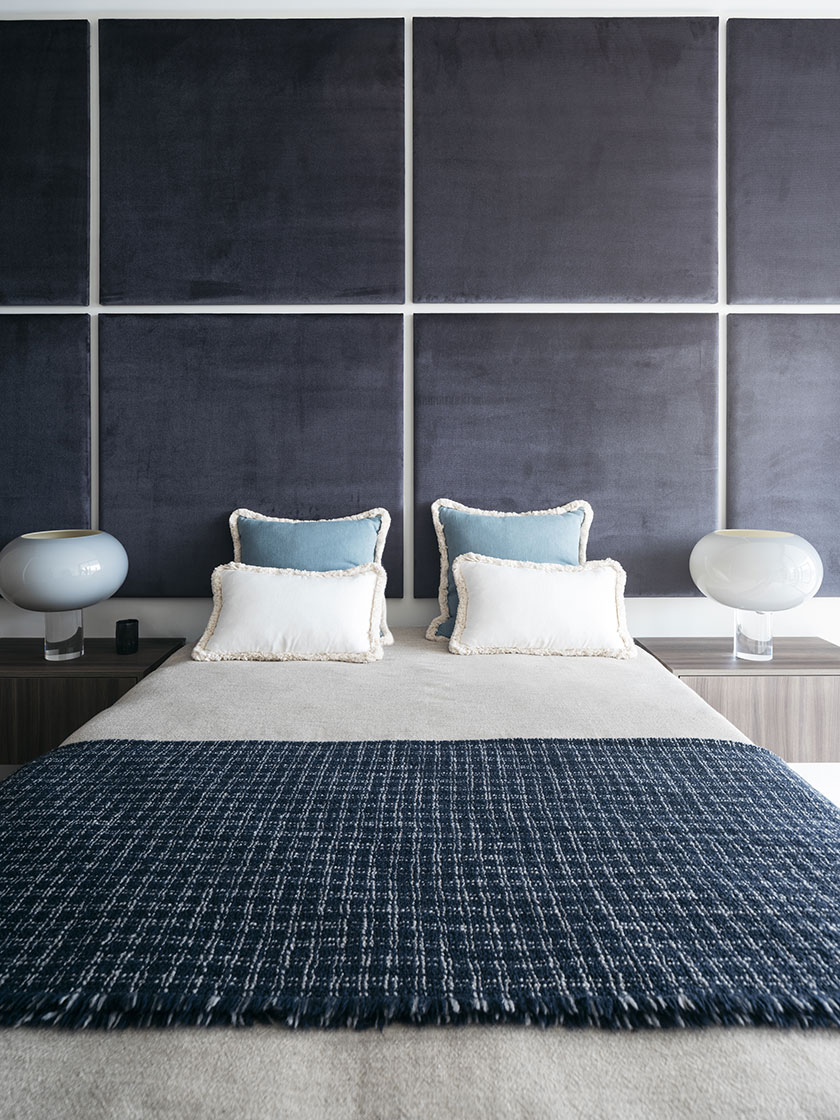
413;18;718;304
728;21;840;303
99;315;403;597
414;314;718;596
0;316;90;545
727;316;840;594
99;20;404;305
0;22;89;305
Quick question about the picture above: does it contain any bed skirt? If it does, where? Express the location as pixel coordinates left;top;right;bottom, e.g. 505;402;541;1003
1;736;839;1031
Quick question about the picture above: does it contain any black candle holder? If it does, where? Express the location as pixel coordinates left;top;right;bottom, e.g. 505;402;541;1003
115;618;139;655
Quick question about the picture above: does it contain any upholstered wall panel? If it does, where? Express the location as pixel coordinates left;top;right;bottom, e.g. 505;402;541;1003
0;22;89;305
99;20;404;305
728;21;840;303
99;315;403;596
0;316;90;544
414;313;718;596
728;315;840;594
413;17;718;303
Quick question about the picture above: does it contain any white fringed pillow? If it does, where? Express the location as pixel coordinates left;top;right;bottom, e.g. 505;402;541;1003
449;554;636;658
192;562;387;663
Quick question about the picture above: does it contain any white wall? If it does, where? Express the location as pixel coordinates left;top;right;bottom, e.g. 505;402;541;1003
4;595;840;645
6;2;840;15
3;2;840;646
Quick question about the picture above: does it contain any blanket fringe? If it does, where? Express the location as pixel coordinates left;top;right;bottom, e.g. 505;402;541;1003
2;986;839;1032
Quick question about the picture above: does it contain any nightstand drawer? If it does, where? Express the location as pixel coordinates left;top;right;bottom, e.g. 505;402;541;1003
0;676;135;764
0;638;185;765
682;674;840;763
637;637;840;765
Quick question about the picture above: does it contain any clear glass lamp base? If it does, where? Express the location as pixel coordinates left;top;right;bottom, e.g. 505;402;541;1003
734;610;772;661
44;610;84;661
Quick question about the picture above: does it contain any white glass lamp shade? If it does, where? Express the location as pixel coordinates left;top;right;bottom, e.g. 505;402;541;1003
689;530;823;612
0;530;129;612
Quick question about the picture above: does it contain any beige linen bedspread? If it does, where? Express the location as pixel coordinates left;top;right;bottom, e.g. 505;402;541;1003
2;630;838;1120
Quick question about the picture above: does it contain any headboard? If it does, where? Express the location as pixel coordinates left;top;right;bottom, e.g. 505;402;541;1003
413;314;718;597
98;314;405;597
2;16;839;599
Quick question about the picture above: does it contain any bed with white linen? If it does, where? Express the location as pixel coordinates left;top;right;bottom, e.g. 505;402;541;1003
1;630;839;1120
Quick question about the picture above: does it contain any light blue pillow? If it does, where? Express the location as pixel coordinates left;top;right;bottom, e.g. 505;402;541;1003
230;508;392;643
427;499;594;640
235;514;381;571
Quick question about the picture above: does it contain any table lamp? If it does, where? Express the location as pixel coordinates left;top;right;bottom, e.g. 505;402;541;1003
689;529;823;661
0;530;128;660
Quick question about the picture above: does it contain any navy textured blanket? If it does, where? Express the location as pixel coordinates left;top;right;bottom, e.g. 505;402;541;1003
1;737;839;1031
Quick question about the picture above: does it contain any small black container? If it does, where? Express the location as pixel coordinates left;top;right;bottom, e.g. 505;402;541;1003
115;618;139;655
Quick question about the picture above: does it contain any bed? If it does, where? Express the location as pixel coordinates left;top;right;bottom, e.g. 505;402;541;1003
1;630;839;1119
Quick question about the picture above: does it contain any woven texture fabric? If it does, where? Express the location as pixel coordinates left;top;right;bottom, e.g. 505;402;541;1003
1;737;839;1031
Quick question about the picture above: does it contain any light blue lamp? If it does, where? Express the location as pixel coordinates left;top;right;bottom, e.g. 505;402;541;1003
0;530;128;660
689;529;823;661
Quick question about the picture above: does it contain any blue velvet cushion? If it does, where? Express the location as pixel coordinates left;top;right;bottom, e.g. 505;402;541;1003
235;513;382;571
428;499;593;640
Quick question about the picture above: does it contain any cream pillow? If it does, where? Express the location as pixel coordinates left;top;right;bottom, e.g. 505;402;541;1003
449;553;635;658
192;562;387;663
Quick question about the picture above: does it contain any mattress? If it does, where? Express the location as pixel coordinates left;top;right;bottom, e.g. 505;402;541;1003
2;630;838;1120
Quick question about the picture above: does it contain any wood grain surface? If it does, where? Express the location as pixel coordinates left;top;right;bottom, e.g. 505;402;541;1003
638;637;840;762
0;638;184;763
682;674;840;763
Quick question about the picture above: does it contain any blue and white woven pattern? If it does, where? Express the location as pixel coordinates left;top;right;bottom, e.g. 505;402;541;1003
1;736;839;1030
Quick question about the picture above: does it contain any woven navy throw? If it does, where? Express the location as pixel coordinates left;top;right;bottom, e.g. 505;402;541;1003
1;737;839;1031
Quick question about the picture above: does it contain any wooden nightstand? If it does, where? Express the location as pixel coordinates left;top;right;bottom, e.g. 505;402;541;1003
637;637;840;763
0;637;185;765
